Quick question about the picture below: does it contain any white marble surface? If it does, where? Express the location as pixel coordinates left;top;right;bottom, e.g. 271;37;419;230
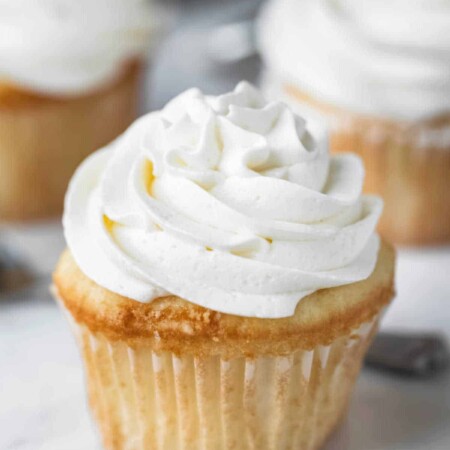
0;221;449;450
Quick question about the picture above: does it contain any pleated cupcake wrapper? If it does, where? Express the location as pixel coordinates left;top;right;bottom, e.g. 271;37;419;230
0;63;142;220
60;299;380;450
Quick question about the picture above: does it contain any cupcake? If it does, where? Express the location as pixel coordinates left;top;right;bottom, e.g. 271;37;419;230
0;0;163;220
258;0;450;245
53;82;395;450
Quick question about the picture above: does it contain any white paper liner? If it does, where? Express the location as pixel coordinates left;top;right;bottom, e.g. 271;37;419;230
62;308;380;450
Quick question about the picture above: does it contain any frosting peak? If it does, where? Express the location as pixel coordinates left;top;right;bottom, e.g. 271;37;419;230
64;82;382;318
154;83;328;192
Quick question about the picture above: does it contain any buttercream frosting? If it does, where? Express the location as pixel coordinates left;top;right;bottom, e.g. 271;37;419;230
0;0;161;95
258;0;450;120
64;82;382;318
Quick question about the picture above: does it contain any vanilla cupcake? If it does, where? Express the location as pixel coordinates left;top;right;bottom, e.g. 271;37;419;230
258;0;450;245
0;0;163;220
53;82;395;450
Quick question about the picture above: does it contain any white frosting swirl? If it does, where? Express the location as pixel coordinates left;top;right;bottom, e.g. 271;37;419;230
258;0;450;120
0;0;161;95
64;82;382;318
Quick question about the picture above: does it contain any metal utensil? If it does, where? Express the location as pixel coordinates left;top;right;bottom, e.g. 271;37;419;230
0;245;35;295
366;331;449;376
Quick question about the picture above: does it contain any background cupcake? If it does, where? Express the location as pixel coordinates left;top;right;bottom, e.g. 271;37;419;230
54;82;395;449
258;0;450;245
0;0;164;220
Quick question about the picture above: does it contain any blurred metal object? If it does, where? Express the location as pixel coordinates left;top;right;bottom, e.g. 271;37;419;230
366;331;449;376
1;275;52;304
0;245;35;295
207;20;256;64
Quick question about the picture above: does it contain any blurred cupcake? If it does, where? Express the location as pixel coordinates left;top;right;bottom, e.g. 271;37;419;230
258;0;450;245
0;0;163;220
53;82;395;450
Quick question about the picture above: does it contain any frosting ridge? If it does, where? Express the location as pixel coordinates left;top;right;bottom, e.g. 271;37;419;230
64;82;382;318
